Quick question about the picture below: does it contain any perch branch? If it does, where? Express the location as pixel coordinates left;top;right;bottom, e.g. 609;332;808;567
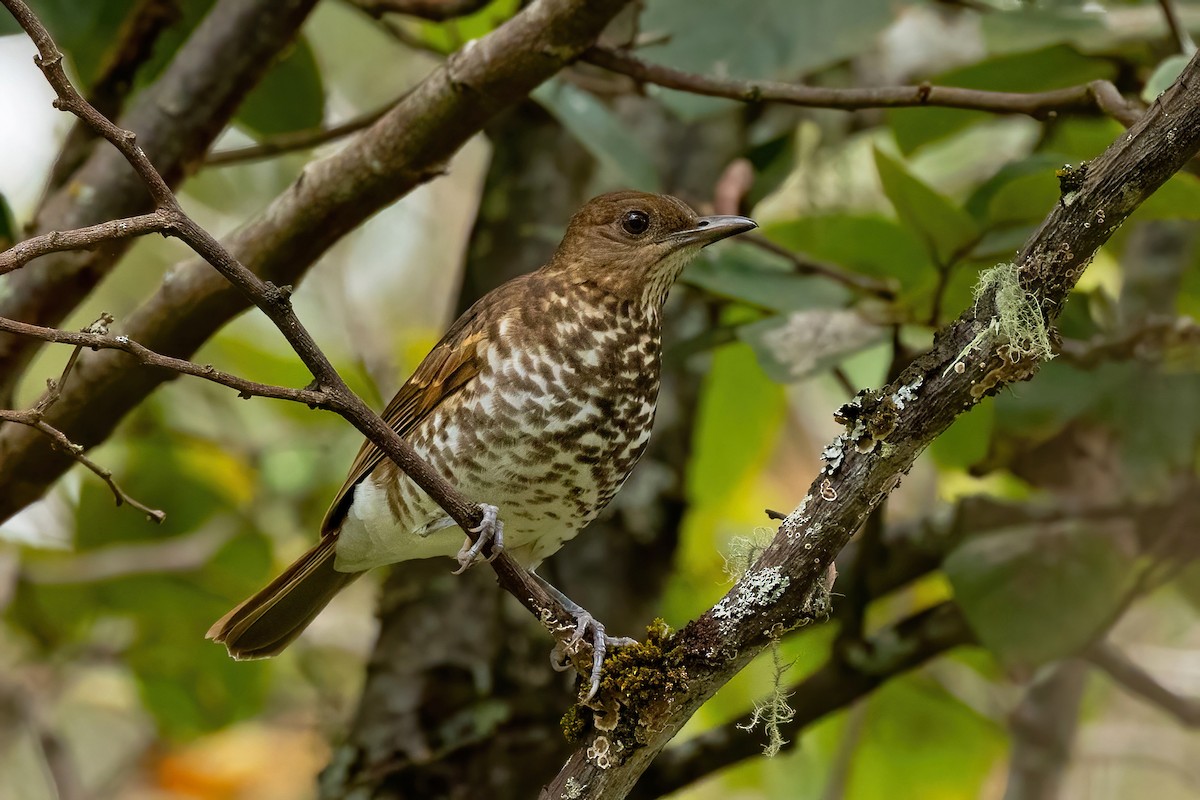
1088;641;1200;727
1;0;634;685
542;46;1200;800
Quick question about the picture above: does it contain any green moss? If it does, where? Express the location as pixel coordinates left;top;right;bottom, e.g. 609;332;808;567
599;619;688;712
560;704;587;742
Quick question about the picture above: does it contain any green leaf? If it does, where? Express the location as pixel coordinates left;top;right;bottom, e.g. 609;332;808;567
945;521;1138;671
531;80;659;190
889;45;1116;154
639;0;895;119
874;149;979;267
846;675;1005;800
764;214;933;290
965;155;1063;224
1141;53;1190;102
930;397;994;469
738;310;886;384
415;0;519;54
235;36;325;138
682;242;848;314
1134;172;1200;222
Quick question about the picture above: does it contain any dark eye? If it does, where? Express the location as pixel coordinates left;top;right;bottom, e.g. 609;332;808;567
621;209;650;236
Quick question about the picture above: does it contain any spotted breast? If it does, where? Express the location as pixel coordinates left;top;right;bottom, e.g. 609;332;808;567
335;274;662;570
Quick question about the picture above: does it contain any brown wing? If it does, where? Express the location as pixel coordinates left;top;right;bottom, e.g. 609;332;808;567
318;295;501;535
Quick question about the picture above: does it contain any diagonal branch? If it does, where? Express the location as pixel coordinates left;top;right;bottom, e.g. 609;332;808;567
541;46;1200;800
0;0;319;399
204;102;397;167
0;0;632;533
583;46;1143;126
1087;641;1200;727
2;0;633;688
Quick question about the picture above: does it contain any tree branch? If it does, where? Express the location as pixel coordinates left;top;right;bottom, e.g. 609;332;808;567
1;0;635;689
0;0;632;532
204;102;397;167
1087;641;1200;727
0;0;319;398
0;316;333;407
0;211;172;275
633;602;974;799
583;46;1143;127
1157;0;1197;56
541;47;1200;799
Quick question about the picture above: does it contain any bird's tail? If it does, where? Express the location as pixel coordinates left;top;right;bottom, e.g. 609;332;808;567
207;535;359;659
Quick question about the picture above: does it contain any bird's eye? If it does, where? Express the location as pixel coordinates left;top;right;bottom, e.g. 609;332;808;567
621;209;651;236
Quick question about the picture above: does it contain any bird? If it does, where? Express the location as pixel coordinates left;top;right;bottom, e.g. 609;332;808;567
207;190;756;697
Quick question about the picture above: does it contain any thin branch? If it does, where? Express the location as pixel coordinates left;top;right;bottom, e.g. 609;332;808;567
205;103;397;167
1088;641;1200;727
0;312;166;521
1158;0;1197;55
2;0;631;686
348;0;490;22
0;0;318;399
0;316;334;407
1056;317;1200;368
583;46;1143;127
745;234;897;299
0;211;172;275
46;0;183;192
0;408;165;522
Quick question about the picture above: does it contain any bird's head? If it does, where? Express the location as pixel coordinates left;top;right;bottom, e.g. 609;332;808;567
545;190;757;306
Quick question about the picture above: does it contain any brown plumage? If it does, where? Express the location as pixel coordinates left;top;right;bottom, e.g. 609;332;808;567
208;191;756;665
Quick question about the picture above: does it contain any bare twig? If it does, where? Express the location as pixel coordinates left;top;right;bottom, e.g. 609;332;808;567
46;0;183;192
0;211;172;275
0;316;334;407
0;311;166;521
1158;0;1197;55
745;234;897;299
583;46;1143;127
0;409;165;522
1088;641;1200;727
205;102;397;167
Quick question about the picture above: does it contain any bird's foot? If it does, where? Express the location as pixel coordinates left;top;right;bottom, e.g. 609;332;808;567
550;610;637;702
529;570;634;701
452;503;504;574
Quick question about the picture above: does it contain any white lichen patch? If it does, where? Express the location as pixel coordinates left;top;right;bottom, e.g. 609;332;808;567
712;565;790;635
820;433;848;473
562;777;588;799
890;375;923;410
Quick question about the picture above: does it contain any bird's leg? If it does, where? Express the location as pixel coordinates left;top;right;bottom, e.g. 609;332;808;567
452;503;504;574
530;570;636;701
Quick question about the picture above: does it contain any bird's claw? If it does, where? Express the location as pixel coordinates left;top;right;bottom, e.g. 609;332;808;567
550;610;636;701
453;503;503;574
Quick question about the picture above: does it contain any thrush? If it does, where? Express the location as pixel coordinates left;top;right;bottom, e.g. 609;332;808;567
207;191;756;696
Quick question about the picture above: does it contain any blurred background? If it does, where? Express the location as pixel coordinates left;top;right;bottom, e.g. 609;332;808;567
1;0;1200;798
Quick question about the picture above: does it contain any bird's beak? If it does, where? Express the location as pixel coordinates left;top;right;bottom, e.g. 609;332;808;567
668;215;758;248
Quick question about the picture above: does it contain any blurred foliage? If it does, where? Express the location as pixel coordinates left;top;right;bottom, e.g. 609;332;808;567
3;1;1200;799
